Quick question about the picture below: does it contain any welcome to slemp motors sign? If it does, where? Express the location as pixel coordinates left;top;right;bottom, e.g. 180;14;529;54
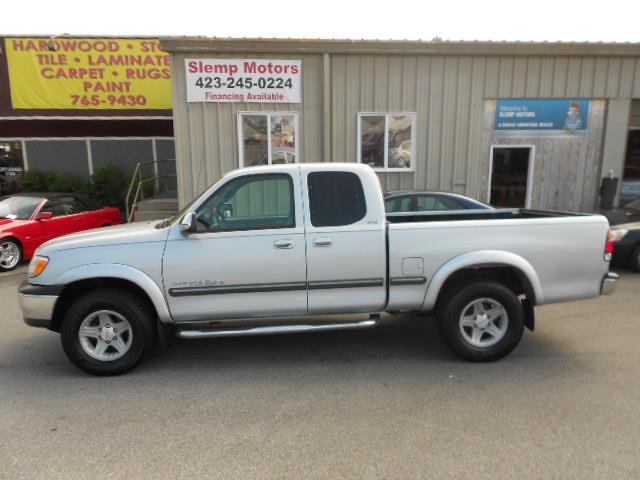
185;58;301;103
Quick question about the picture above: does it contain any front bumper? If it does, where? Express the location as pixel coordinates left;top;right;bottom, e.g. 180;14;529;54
601;272;619;296
18;280;62;328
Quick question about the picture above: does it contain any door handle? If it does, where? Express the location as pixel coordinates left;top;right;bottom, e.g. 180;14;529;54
273;239;295;249
313;238;333;247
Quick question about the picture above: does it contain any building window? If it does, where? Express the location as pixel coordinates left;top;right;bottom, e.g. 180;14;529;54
0;141;25;195
238;112;298;167
358;113;415;171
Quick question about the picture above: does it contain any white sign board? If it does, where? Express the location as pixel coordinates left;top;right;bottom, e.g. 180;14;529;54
185;58;302;103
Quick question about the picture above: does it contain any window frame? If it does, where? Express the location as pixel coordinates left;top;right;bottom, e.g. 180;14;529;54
237;111;300;168
43;196;80;217
194;173;296;234
357;112;416;172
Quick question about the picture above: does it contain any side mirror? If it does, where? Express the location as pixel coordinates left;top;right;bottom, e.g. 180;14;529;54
38;211;53;220
179;211;197;233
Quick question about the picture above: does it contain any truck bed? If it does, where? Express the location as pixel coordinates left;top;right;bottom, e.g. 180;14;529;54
385;209;610;311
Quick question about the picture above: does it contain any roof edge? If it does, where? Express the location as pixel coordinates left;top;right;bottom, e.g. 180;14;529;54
159;37;640;57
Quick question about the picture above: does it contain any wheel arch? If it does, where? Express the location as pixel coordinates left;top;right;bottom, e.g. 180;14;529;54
422;250;544;313
50;264;172;332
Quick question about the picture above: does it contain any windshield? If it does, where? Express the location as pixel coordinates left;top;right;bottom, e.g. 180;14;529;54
0;196;43;220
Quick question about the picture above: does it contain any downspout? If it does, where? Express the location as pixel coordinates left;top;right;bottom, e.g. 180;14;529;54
323;52;331;163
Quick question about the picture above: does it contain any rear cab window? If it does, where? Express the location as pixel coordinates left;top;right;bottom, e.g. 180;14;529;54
307;171;366;227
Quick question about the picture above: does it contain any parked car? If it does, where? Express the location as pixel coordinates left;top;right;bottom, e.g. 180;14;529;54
621;180;640;205
385;190;492;213
19;163;616;375
609;222;640;271
601;198;640;225
0;193;121;272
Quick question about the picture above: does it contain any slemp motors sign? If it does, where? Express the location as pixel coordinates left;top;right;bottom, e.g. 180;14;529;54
185;58;301;103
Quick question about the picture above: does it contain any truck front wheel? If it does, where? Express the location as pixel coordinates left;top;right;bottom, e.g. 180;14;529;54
437;282;525;362
61;289;154;375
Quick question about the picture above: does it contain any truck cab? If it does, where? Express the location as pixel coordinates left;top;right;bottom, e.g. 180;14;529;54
164;163;387;321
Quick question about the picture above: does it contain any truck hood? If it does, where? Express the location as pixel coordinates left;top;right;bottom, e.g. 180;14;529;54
38;220;170;254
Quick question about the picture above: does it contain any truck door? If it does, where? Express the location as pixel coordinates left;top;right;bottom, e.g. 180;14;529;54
162;170;307;322
303;169;387;314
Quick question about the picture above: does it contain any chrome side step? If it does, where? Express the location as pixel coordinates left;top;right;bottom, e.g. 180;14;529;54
177;319;377;339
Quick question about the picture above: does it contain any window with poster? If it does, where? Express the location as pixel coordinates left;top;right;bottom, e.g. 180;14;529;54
0;141;25;195
358;113;415;171
238;112;299;167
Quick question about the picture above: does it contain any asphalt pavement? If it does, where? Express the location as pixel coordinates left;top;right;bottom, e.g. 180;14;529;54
1;265;639;479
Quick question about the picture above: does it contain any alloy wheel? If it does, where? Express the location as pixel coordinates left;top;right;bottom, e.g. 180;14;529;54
78;310;133;361
458;297;509;348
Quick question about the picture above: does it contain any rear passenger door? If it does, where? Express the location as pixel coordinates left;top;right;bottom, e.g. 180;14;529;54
304;170;387;314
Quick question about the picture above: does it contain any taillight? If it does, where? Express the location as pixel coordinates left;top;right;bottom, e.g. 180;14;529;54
605;229;628;261
605;230;615;259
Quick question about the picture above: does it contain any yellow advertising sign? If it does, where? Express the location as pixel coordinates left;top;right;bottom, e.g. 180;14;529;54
5;37;172;109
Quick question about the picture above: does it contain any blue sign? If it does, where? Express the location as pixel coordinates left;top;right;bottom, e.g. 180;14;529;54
495;99;590;132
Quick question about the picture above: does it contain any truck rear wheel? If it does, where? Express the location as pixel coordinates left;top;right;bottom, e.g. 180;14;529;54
61;289;154;376
437;282;525;362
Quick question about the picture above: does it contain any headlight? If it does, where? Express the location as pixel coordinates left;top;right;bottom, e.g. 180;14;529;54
28;256;49;277
609;229;628;243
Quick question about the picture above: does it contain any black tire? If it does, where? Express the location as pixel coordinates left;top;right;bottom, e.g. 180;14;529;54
61;288;155;376
0;238;22;272
437;281;525;362
631;245;640;272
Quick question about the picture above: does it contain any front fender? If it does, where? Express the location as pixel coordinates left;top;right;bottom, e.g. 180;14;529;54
55;263;173;323
421;250;544;311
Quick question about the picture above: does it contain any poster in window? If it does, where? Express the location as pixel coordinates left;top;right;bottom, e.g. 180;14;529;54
360;116;385;168
388;115;412;169
270;115;296;164
242;116;268;166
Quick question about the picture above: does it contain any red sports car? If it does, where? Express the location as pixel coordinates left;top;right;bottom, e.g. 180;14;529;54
0;193;121;272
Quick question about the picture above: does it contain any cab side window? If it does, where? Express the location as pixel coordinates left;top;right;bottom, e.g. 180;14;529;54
195;174;295;233
308;172;366;227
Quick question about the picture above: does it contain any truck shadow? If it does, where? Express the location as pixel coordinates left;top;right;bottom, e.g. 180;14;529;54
143;313;582;379
2;313;586;388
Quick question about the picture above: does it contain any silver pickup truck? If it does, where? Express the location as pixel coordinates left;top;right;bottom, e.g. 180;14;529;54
19;163;618;375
